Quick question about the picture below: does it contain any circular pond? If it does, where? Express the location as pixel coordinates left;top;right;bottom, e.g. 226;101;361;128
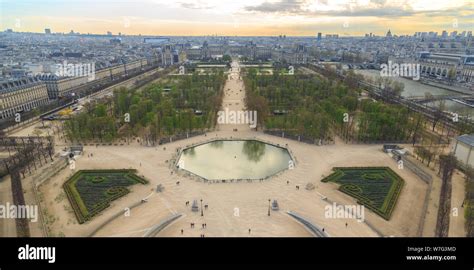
177;140;293;180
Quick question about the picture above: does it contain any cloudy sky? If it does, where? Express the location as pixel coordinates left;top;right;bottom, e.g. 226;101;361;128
0;0;472;36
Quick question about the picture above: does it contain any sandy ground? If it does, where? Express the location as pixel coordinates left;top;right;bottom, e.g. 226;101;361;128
0;175;16;236
401;143;467;237
218;61;251;133
35;132;431;237
449;172;467;237
34;62;427;237
1;61;456;237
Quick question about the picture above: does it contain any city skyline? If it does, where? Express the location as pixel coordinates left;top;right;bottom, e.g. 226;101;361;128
0;0;473;36
1;1;474;267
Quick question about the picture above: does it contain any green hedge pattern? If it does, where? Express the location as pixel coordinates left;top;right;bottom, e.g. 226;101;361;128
63;169;148;224
321;167;404;220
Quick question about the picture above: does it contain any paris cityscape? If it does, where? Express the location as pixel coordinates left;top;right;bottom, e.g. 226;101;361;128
0;0;473;265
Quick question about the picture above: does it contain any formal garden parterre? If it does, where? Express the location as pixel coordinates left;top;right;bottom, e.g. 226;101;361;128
321;167;404;220
63;169;148;224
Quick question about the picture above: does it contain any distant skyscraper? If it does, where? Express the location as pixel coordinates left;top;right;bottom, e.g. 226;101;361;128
107;31;112;36
45;28;51;34
317;32;322;41
386;29;392;38
441;30;448;38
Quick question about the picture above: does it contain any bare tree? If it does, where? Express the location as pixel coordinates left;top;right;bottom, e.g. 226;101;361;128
435;154;457;237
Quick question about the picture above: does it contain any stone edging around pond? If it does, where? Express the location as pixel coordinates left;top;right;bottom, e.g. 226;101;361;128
172;137;297;184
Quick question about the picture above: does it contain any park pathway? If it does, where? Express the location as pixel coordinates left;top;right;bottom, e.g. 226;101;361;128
217;60;252;132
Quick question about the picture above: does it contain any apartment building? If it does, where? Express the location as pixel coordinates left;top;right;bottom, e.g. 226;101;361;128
0;77;49;119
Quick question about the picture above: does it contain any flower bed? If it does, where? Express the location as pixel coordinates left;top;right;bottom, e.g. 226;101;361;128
63;169;148;224
321;167;404;220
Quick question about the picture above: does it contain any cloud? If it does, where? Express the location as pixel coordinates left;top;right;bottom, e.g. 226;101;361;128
370;0;388;5
423;4;474;18
326;7;417;17
243;0;472;18
244;0;414;17
244;0;304;13
178;1;216;10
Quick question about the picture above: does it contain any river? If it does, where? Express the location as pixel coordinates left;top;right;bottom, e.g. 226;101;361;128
354;69;474;117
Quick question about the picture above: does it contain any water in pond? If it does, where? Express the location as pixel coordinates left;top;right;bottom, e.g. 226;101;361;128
178;140;293;180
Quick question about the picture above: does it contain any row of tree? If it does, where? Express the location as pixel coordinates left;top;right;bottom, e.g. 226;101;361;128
65;71;226;143
244;67;430;143
464;166;474;237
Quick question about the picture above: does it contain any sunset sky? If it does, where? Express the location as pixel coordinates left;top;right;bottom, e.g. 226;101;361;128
0;0;472;36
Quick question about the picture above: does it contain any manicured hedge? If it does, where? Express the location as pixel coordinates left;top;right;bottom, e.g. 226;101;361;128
63;169;148;224
466;195;474;237
321;167;404;220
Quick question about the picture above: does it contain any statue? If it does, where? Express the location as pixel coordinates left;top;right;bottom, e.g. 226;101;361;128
271;200;279;211
191;200;199;212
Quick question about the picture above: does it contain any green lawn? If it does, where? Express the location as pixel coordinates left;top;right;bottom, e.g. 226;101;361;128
321;167;404;220
63;169;148;224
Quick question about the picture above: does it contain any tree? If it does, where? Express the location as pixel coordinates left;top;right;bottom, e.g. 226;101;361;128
411;113;423;146
222;54;232;63
432;100;446;132
447;68;456;82
64;71;226;142
435;154;457;237
465;166;474;236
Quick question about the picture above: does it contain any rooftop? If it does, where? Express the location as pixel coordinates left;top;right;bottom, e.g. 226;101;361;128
457;134;474;146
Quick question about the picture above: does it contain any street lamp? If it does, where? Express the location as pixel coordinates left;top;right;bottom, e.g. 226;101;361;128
268;199;271;216
200;199;204;217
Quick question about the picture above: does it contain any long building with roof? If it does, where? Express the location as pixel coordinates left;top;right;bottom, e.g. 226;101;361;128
0;77;49;119
454;134;474;168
